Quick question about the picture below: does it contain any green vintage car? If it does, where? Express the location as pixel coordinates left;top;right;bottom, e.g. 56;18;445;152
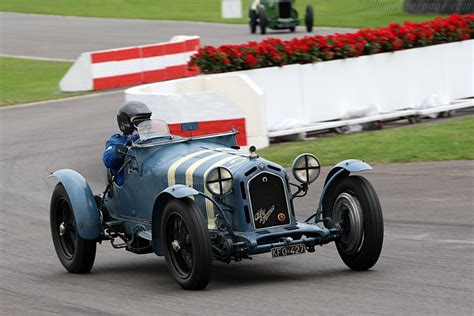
249;0;314;34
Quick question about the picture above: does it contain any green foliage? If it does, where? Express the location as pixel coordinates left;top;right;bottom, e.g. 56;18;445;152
0;0;444;28
0;57;82;106
259;116;474;166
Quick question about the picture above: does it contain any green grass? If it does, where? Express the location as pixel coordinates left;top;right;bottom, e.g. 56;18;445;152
0;0;443;28
259;116;474;167
0;57;84;106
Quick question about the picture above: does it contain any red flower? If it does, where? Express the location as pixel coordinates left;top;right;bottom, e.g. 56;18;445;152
190;14;473;74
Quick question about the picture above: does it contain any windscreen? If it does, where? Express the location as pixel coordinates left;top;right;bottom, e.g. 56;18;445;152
136;119;170;142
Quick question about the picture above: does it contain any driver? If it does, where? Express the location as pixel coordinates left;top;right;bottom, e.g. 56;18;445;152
103;101;152;186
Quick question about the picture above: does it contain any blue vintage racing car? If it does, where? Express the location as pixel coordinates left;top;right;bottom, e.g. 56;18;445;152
49;119;384;290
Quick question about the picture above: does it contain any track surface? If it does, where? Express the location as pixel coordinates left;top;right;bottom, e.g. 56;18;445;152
0;94;473;315
0;11;473;315
0;12;355;60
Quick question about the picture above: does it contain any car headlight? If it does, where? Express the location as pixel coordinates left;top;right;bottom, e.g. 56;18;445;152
292;153;321;184
205;167;233;196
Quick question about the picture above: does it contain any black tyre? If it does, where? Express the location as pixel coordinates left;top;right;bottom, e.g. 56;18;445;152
161;199;212;290
305;5;314;32
258;7;267;35
249;8;257;34
331;176;383;271
50;183;96;273
289;26;296;32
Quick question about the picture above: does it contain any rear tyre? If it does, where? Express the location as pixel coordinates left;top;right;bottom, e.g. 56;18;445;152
50;183;96;273
249;8;257;34
331;176;384;271
305;5;314;32
258;7;268;35
161;199;212;290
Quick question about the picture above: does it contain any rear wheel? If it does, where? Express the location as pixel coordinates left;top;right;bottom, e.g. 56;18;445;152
249;8;257;34
161;199;212;290
331;176;384;271
50;183;96;273
258;7;267;35
305;5;314;32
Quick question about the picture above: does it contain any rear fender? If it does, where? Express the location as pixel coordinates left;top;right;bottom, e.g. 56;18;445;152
48;169;101;240
151;185;200;256
320;160;373;218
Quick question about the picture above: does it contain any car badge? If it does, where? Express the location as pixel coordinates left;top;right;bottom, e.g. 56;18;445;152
262;176;268;183
254;205;275;224
277;212;286;222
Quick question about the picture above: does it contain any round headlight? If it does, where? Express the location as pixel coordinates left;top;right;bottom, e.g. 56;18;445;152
292;154;321;184
205;167;233;196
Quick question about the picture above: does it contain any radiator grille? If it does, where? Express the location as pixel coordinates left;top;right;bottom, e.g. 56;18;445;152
248;172;290;229
279;2;292;18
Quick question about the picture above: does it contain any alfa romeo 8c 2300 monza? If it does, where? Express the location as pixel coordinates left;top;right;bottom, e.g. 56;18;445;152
48;119;384;290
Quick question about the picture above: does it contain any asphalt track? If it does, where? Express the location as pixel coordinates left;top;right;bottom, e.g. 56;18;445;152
0;93;473;315
0;11;473;315
0;12;355;61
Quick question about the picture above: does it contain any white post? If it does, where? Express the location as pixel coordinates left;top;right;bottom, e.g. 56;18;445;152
221;0;242;18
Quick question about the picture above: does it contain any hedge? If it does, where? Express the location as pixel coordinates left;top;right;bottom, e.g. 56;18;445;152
189;14;474;74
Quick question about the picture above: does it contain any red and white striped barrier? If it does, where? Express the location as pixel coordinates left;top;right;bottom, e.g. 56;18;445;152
60;36;200;92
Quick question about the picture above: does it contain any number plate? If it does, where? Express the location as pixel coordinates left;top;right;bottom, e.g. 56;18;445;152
271;244;306;258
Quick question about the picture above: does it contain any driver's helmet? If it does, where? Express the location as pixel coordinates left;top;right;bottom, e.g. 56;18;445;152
117;101;152;135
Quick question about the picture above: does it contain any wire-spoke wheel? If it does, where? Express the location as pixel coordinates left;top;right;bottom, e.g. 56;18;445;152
161;199;212;290
331;176;384;271
50;183;96;273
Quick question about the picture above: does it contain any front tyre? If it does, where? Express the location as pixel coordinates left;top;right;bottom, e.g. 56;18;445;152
331;176;384;271
305;5;314;32
50;183;96;273
161;199;212;290
249;8;257;34
258;7;267;35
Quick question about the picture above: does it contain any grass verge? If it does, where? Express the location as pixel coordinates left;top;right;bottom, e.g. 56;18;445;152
0;57;83;106
0;0;443;29
259;116;474;167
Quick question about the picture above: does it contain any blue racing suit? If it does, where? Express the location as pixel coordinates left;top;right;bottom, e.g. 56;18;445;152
102;133;139;186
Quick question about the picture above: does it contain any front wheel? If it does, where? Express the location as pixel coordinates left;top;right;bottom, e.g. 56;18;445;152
331;176;384;271
161;199;212;290
258;7;267;35
50;183;97;273
249;8;257;34
305;5;314;32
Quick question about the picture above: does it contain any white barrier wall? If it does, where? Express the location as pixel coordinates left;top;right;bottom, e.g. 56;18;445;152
126;39;473;148
238;39;473;131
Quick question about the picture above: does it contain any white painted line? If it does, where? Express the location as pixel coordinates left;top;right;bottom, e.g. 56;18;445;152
0;90;124;111
0;53;74;62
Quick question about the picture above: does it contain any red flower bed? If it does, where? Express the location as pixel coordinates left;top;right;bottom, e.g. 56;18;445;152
190;14;474;74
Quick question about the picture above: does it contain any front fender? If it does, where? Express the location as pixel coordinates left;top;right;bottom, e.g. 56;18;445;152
48;169;101;240
320;159;373;218
151;185;200;256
